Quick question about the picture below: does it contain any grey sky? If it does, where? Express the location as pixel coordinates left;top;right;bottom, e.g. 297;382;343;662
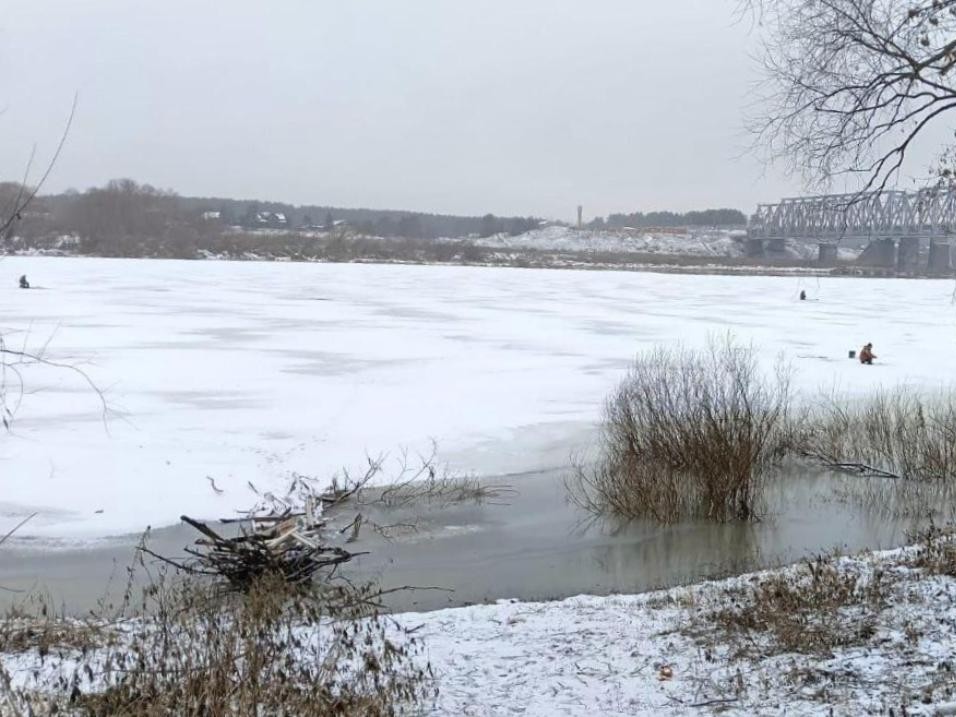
0;0;909;221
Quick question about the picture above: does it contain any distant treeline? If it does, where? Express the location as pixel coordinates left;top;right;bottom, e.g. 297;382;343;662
602;208;746;229
175;195;540;238
1;178;748;259
0;179;543;256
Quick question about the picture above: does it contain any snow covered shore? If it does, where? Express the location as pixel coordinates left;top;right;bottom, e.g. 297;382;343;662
404;542;956;716
4;541;955;715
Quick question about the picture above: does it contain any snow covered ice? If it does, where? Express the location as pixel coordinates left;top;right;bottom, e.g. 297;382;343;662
1;255;954;540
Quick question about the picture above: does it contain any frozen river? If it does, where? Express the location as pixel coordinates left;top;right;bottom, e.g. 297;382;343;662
1;256;954;541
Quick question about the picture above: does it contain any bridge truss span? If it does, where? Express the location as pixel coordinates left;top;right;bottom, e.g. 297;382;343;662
750;188;956;242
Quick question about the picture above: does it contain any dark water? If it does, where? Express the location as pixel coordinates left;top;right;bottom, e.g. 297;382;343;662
0;467;922;615
342;466;919;611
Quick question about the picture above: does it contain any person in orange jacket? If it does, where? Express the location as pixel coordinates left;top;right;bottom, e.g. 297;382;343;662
859;343;876;365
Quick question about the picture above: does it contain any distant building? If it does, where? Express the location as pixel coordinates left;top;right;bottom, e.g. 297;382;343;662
201;210;221;221
312;219;347;231
254;211;289;228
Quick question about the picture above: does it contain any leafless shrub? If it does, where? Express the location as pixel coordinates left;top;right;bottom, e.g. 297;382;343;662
569;339;790;522
367;449;510;508
376;474;507;508
700;555;890;657
310;447;510;514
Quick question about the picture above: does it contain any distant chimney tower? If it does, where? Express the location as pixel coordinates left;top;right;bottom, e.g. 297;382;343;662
577;205;583;229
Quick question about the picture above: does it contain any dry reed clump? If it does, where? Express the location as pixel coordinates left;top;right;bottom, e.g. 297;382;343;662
0;606;107;657
569;340;790;523
908;523;956;576
701;555;890;657
1;571;433;716
800;388;956;482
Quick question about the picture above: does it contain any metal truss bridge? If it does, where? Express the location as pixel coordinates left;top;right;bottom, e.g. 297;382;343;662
749;189;956;242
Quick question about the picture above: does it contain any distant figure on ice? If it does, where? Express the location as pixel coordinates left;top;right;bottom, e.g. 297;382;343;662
18;275;29;289
799;290;806;301
859;343;876;365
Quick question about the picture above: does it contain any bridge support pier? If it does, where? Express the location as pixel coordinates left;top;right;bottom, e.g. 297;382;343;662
767;237;787;253
817;243;838;265
744;237;765;258
928;239;953;274
858;238;897;268
897;237;920;273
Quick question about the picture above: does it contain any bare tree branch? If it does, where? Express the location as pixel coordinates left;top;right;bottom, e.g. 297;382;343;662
0;93;77;241
0;330;110;431
745;0;956;193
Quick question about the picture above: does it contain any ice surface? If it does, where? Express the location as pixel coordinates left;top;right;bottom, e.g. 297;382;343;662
0;256;953;539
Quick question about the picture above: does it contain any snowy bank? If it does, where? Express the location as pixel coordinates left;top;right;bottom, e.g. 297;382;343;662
4;540;956;715
401;542;956;715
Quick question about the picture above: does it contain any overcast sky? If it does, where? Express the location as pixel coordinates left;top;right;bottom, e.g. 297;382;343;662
0;0;899;220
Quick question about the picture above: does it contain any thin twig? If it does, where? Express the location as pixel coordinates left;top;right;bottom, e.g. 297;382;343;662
0;512;37;548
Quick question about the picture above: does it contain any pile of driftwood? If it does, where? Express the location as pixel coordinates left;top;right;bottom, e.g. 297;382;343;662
145;451;502;593
141;464;379;592
175;513;356;592
146;485;361;592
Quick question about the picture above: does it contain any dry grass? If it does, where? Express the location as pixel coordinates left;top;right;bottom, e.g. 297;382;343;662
700;555;890;657
908;523;956;576
793;388;956;517
0;579;431;717
0;610;106;657
1;567;433;716
569;339;790;523
800;387;956;482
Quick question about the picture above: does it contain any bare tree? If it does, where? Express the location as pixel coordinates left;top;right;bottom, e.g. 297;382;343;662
746;0;956;193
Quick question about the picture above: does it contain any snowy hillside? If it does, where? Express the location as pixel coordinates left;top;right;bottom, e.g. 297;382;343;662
474;225;860;261
474;226;745;256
